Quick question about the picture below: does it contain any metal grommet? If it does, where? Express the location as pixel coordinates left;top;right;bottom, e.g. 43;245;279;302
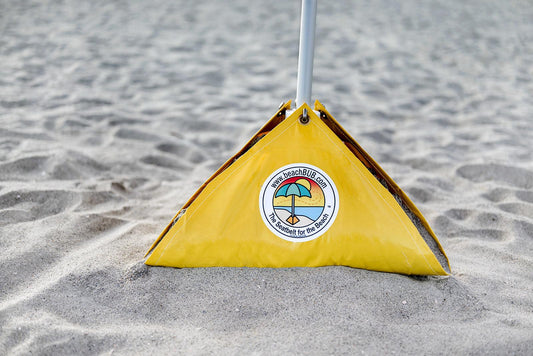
299;108;310;124
277;102;286;116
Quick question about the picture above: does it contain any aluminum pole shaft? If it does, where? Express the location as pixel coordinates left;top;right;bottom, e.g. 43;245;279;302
296;0;317;108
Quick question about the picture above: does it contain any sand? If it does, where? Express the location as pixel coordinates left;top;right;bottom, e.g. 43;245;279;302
1;0;532;354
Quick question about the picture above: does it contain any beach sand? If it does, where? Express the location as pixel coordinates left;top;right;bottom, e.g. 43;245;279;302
1;0;532;354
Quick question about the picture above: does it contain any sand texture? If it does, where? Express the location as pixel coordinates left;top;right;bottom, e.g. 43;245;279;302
1;0;532;354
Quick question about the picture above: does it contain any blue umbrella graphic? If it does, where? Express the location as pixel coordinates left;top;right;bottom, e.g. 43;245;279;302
275;181;312;225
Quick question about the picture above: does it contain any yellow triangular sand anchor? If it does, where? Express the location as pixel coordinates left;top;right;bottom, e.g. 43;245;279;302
145;101;450;275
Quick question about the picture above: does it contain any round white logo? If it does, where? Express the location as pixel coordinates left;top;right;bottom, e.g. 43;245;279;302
259;163;339;242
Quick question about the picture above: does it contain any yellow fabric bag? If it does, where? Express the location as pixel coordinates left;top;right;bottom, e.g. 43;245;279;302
145;101;450;275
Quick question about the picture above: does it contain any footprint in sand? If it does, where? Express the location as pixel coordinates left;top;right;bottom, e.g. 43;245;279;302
515;190;533;204
449;229;507;241
140;155;191;170
156;142;206;164
498;203;533;220
457;164;533;189
0;190;78;226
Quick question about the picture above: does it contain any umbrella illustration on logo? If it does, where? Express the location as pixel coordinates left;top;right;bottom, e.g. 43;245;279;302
274;178;312;225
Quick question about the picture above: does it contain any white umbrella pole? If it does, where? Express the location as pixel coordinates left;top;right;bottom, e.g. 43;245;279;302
295;0;317;108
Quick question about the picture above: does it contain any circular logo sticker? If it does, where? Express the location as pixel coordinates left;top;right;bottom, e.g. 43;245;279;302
259;163;339;242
